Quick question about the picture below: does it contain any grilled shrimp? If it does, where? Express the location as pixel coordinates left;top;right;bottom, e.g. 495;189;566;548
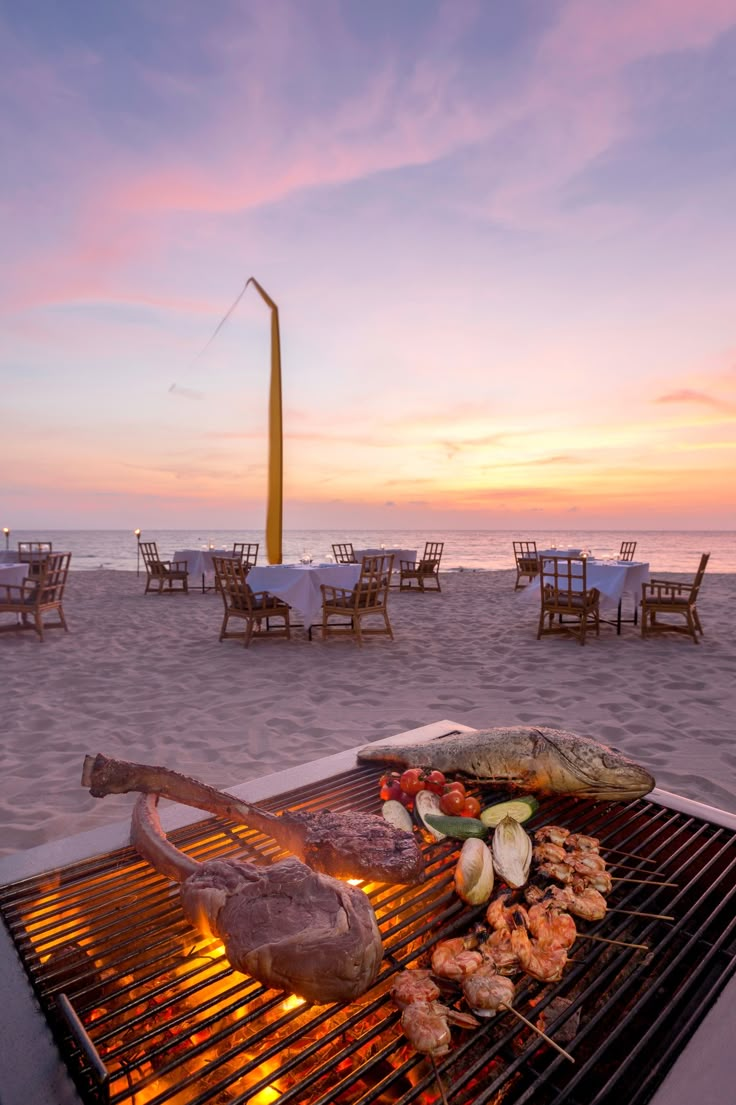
462;967;516;1017
400;1002;453;1056
481;928;521;975
431;936;483;980
581;870;612;895
527;902;577;949
509;925;568;983
390;969;440;1009
565;833;599;852
533;842;568;865
570;852;606;874
537;860;575;884
547;883;607;921
535;826;570;846
486;895;528;932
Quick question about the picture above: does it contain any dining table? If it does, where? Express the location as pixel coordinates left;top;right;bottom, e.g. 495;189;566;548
246;562;362;634
523;557;651;633
172;548;238;592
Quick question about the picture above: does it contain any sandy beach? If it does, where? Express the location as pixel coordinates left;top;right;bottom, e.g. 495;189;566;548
2;566;734;858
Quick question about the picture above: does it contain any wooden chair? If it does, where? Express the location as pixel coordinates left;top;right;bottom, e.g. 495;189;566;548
332;543;358;564
212;556;291;647
18;541;53;580
537;555;600;646
320;554;394;646
513;541;540;589
232;543;259;568
641;553;709;644
140;542;189;594
619;541;637;561
399;542;444;592
0;552;71;641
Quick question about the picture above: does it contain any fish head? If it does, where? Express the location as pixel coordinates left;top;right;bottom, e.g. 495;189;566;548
537;730;655;800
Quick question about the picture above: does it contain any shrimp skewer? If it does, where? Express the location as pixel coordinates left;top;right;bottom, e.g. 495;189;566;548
539;825;656;864
461;964;575;1062
400;1001;479;1056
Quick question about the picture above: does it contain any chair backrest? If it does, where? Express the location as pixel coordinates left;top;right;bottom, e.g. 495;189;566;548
35;552;71;605
232;542;259;567
213;556;254;611
539;555;590;608
139;541;161;567
421;541;444;566
355;555;394;607
333;543;357;564
513;540;538;567
691;553;710;598
619;541;637;561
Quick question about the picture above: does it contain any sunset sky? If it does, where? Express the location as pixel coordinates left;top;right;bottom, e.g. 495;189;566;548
2;0;735;532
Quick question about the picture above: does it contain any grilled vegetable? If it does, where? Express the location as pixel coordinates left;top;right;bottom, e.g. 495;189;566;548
480;797;539;829
414;790;445;840
382;800;414;834
454;838;495;905
424;813;487;840
492;815;532;888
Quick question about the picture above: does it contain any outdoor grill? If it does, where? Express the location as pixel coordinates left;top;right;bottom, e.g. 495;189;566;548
1;721;735;1105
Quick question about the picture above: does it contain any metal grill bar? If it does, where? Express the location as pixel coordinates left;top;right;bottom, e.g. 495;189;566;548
1;764;735;1105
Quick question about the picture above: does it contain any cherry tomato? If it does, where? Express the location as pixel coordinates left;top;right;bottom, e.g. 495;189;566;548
423;770;446;795
440;790;466;816
443;781;466;798
400;768;425;796
460;796;482;818
379;771;401;787
380;779;403;802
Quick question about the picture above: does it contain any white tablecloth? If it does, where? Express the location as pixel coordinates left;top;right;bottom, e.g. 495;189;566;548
247;563;362;628
0;551;23;565
537;547;583;558
173;549;235;579
524;559;650;613
353;547;417;567
0;563;30;589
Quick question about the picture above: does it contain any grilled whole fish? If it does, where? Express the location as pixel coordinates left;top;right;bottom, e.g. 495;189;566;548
357;727;655;801
82;753;425;885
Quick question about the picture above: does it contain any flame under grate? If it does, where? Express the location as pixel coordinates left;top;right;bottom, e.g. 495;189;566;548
1;763;736;1105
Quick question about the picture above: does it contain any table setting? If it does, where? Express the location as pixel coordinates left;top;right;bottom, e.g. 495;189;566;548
246;562;362;632
522;553;651;633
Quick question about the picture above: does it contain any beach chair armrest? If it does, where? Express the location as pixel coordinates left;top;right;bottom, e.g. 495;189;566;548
320;584;354;601
642;581;692;599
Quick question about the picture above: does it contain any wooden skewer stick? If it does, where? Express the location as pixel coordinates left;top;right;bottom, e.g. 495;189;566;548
608;908;675;921
602;847;657;864
610;877;677;886
499;1004;575;1063
578;933;649;951
430;1055;450;1105
602;860;668;874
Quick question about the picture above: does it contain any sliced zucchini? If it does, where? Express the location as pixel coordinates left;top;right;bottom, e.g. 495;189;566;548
424;813;487;840
479;796;539;829
381;800;413;833
414;789;445;840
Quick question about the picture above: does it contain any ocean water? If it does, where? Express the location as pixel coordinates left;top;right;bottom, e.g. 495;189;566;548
3;529;733;574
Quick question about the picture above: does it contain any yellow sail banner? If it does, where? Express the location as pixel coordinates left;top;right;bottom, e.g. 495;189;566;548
246;278;283;564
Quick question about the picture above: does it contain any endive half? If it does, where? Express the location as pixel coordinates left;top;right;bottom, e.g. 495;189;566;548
454;837;495;905
492;815;532;888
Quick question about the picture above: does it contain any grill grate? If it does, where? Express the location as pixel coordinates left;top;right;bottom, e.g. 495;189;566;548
1;763;735;1105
